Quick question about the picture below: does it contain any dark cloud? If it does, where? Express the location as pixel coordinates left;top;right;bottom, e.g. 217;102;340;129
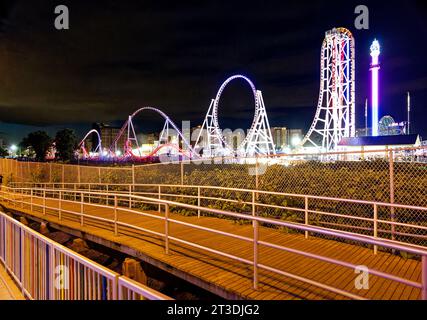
0;0;426;142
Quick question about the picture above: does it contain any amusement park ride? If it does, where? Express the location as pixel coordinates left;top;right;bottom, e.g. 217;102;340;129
78;27;358;161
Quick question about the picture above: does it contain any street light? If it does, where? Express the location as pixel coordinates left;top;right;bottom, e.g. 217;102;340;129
10;145;18;152
291;136;302;147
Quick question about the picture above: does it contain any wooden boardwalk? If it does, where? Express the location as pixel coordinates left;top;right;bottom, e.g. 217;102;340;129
0;195;422;300
0;264;24;300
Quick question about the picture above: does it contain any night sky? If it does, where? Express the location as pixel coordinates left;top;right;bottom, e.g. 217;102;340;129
1;0;427;144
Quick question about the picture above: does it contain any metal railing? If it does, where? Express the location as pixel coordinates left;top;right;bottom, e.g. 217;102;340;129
0;210;171;300
118;276;172;300
9;181;427;248
1;185;427;300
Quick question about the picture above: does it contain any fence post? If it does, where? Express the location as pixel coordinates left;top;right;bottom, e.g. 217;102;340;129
304;196;309;239
61;165;65;189
422;255;427;300
253;219;259;290
78;165;81;185
132;165;135;187
373;203;378;255
98;167;101;184
255;156;259;191
165;204;169;254
114;195;118;236
49;162;52;183
59;191;62;221
43;189;46;215
252;190;256;228
197;186;201;218
80;192;84;227
180;161;184;186
389;149;395;242
30;189;33;212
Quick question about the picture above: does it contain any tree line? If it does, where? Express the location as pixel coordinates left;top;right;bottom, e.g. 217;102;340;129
6;128;78;162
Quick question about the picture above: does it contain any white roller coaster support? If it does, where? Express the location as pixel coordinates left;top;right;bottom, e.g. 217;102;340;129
79;129;102;158
194;75;276;157
300;28;355;152
110;107;197;158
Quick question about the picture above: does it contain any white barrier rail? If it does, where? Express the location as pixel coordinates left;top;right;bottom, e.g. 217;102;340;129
0;210;171;300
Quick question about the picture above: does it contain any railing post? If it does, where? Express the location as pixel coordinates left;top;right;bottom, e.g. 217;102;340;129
88;184;91;204
304;196;309;239
106;185;109;205
49;245;55;300
197;186;201;218
422;255;427;300
158;186;161;213
20;228;25;295
114;195;118;236
253;219;259;290
165;204;169;254
374;204;378;255
129;185;132;208
80;192;84;227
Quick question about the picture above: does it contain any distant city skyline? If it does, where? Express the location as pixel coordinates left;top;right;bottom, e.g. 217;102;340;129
1;0;426;144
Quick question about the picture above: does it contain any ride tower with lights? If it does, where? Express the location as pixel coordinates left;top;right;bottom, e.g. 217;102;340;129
370;39;381;136
300;28;356;152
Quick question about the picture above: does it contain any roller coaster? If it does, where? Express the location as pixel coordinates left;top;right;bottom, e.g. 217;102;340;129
78;27;356;160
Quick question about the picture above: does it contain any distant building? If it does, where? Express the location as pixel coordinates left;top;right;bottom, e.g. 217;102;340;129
338;134;421;151
288;129;303;147
0;132;8;149
138;132;158;145
356;128;371;137
270;127;288;151
92;123;126;152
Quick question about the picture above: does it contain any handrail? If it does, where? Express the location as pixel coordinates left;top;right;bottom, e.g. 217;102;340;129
8;182;427;248
118;276;173;300
11;181;427;211
1;185;427;300
0;210;171;300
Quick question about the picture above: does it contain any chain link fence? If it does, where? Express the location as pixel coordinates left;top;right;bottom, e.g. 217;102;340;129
1;147;427;246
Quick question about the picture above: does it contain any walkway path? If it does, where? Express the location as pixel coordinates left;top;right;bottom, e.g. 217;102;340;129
0;264;24;300
0;194;422;300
